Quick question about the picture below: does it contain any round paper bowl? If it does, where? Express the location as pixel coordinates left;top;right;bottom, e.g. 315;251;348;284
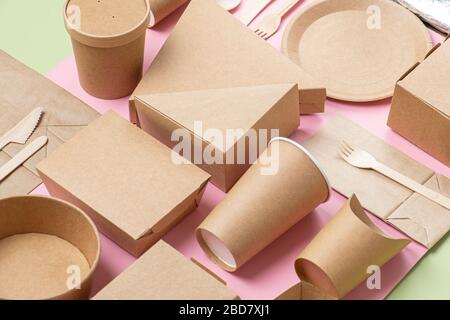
0;196;100;300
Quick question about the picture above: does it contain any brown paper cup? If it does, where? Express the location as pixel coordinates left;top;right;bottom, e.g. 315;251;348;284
197;137;331;272
64;0;150;99
148;0;187;27
295;195;410;299
0;196;100;300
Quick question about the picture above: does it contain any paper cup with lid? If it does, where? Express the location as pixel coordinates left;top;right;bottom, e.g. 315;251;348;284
64;0;150;99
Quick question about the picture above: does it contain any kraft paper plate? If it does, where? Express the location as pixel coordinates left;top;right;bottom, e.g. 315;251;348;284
282;0;432;102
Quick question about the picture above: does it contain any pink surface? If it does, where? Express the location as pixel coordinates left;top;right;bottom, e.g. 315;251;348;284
34;0;449;299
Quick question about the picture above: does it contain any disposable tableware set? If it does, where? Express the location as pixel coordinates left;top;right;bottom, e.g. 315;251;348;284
0;0;449;300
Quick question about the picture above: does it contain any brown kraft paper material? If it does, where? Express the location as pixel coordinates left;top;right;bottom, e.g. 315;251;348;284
130;0;326;126
275;282;337;300
64;0;150;99
37;112;210;257
295;195;410;299
0;196;100;300
388;37;450;167
197;137;331;272
148;0;188;27
134;83;300;192
0;50;99;198
302;115;450;248
93;241;239;300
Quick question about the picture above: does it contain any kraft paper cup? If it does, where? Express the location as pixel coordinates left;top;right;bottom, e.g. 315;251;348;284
64;0;151;99
197;137;331;272
148;0;188;27
0;196;100;300
295;195;410;299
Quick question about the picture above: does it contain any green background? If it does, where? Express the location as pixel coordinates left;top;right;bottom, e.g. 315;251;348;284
1;0;448;299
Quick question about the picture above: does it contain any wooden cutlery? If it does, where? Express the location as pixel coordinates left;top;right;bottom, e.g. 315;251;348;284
339;141;450;210
254;0;301;39
0;107;43;151
0;136;48;182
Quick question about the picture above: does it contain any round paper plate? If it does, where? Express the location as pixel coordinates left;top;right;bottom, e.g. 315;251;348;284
282;0;432;102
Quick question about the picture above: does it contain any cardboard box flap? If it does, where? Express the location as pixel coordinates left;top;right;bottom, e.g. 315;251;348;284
0;49;99;196
387;174;450;248
92;241;239;300
399;40;450;118
37;112;210;241
130;0;325;117
136;83;298;153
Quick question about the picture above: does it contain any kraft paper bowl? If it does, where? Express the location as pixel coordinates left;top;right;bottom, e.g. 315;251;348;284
0;196;100;300
197;137;331;272
63;0;150;99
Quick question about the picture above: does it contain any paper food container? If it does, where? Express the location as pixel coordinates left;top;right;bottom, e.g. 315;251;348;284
63;0;150;99
148;0;187;27
93;241;239;300
130;0;326;127
275;282;337;300
295;195;410;299
388;36;450;167
0;196;100;300
134;83;300;192
37;112;210;257
197;137;331;272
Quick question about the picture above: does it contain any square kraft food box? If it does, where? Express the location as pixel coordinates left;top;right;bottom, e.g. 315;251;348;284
37;112;210;257
134;83;300;192
388;37;450;167
92;241;239;300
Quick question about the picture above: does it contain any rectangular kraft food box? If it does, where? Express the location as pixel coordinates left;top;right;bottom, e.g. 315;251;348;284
129;0;326;128
388;36;450;167
134;83;299;192
37;112;210;257
93;240;239;300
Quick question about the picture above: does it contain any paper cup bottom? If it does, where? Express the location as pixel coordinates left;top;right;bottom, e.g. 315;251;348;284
199;230;237;269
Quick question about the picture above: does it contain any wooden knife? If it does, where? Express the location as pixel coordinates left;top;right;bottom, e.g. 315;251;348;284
0;136;48;182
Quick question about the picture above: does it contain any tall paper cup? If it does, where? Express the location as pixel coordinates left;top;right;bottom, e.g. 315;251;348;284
64;0;150;99
197;137;331;272
295;195;410;299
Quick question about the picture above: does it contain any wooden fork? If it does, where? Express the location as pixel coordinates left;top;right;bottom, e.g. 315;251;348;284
338;141;450;210
254;0;301;40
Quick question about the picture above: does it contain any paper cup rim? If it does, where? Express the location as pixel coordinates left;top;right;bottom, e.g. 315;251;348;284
196;229;238;272
148;9;156;28
269;137;332;202
63;0;151;48
0;195;101;300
